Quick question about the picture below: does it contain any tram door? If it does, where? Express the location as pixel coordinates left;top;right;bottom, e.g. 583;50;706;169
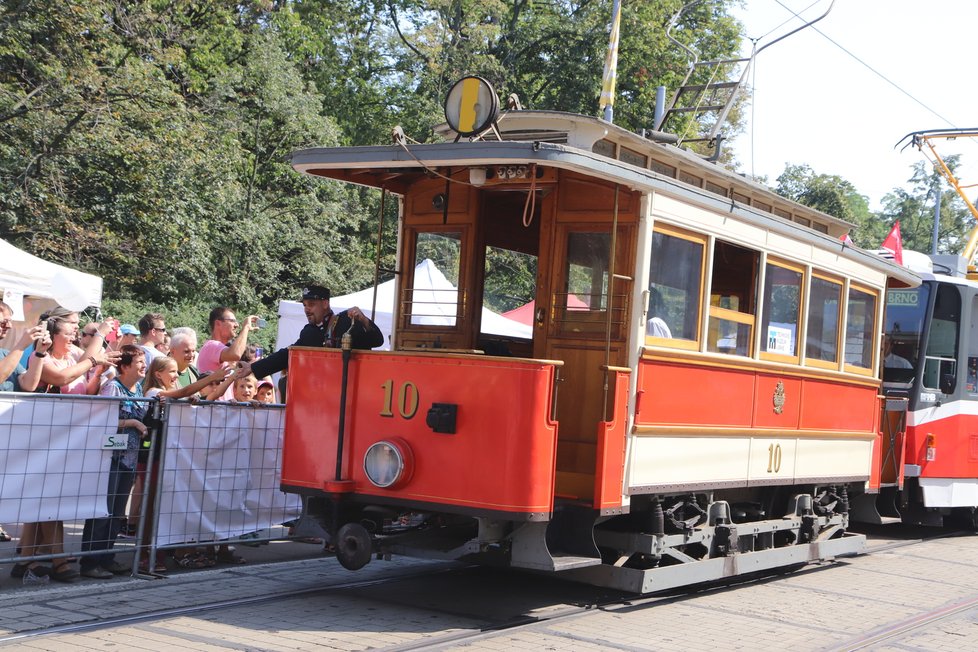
535;174;637;502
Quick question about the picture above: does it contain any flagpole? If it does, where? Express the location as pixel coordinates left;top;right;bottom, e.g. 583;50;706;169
600;0;622;123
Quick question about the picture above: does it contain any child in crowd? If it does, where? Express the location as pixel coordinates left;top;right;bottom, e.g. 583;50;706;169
232;373;258;403
140;357;232;571
255;379;276;404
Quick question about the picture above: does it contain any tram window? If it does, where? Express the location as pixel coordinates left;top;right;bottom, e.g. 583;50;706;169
564;232;610;311
806;276;842;366
555;231;614;336
922;284;960;391
411;231;461;326
844;287;878;371
707;240;759;357
883;285;930;383
481;245;536;338
648;228;704;344
760;261;803;361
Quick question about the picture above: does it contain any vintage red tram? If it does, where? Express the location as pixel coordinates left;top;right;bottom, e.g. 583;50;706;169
281;79;918;592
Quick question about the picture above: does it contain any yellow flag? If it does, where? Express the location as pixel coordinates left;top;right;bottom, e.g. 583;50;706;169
599;0;622;115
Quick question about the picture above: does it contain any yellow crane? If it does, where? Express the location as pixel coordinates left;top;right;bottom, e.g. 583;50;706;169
899;128;978;278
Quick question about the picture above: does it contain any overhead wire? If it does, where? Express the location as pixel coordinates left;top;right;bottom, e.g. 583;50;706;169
773;0;957;128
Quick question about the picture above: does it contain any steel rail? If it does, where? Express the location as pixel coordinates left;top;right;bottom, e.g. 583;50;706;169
2;529;969;647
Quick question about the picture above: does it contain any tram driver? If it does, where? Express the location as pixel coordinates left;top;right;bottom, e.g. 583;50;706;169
882;334;912;369
237;284;384;391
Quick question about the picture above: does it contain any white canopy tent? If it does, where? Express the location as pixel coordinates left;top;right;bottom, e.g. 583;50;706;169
276;259;532;351
0;239;103;324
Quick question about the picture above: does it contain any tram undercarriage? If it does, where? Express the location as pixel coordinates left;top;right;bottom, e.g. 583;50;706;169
298;484;862;594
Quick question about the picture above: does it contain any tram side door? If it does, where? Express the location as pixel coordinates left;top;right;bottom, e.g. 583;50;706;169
535;177;636;503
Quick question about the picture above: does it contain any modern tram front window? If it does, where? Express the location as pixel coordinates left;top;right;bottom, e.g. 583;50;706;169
883;285;931;383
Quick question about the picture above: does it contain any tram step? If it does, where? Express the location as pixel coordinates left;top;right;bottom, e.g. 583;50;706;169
550;554;602;571
875;516;902;525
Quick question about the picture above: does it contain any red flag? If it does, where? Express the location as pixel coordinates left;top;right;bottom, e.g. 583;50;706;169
840;232;854;246
881;221;904;265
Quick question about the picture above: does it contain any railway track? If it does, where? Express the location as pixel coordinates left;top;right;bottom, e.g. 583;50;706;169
2;528;973;650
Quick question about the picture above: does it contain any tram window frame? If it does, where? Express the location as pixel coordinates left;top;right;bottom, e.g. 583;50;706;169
922;283;961;392
554;227;617;337
804;273;843;370
406;228;466;329
759;257;805;364
646;224;706;351
707;239;760;358
843;284;879;376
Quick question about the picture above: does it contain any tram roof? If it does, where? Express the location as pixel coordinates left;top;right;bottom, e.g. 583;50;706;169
291;139;918;287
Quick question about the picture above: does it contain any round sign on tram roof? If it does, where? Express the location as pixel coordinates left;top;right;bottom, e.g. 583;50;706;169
444;76;499;137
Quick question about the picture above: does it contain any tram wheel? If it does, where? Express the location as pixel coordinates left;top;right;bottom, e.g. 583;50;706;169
335;522;373;570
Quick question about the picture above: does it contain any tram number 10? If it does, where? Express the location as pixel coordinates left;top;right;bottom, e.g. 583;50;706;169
767;443;783;473
380;379;419;419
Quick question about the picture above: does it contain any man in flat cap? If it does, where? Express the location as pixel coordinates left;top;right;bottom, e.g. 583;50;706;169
243;284;383;381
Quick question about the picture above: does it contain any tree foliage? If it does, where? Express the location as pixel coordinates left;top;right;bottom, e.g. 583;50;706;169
7;0;943;328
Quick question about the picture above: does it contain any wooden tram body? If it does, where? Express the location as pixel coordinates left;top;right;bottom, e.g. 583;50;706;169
282;103;918;592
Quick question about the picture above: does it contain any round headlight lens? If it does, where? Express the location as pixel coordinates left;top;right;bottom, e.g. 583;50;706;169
364;441;406;488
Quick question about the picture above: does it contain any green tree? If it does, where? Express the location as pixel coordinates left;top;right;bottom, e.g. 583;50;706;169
878;158;975;255
774;164;882;247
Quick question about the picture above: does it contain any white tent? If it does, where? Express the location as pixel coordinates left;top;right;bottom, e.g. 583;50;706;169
276;259;531;351
0;239;103;323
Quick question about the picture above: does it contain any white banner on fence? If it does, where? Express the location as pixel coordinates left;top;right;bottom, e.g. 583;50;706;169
155;401;300;545
0;394;115;523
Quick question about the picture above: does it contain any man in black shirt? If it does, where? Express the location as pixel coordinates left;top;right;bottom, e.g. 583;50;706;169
243;284;383;381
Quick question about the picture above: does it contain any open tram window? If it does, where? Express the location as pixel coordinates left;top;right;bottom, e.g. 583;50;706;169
647;226;704;348
922;284;960;392
760;259;804;362
707;240;759;357
806;275;843;368
410;231;462;327
844;285;879;374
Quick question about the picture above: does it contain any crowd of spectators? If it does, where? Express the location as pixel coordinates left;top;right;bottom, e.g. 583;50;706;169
2;304;279;585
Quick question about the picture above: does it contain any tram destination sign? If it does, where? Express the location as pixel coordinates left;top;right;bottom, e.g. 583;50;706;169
887;290;919;307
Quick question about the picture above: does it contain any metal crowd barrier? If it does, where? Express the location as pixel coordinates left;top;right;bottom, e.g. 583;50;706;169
0;392;301;582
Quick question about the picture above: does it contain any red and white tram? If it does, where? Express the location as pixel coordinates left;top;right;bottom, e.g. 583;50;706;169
281;79;918;592
870;256;978;527
859;128;978;528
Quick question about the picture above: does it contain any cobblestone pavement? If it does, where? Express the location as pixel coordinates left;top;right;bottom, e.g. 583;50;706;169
2;532;977;651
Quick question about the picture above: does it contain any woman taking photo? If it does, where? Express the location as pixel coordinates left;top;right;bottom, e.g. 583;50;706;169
16;313;117;583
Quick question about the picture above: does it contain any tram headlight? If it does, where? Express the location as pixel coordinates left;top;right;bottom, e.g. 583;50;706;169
363;439;413;489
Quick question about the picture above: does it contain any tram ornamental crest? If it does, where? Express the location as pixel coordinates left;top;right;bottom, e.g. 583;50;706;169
773;381;786;414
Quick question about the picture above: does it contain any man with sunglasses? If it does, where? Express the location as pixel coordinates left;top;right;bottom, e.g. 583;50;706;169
197;307;258;399
137;313;167;364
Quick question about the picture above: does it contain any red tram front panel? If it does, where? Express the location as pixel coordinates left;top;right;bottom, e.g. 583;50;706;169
282;347;560;518
907;407;978;480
